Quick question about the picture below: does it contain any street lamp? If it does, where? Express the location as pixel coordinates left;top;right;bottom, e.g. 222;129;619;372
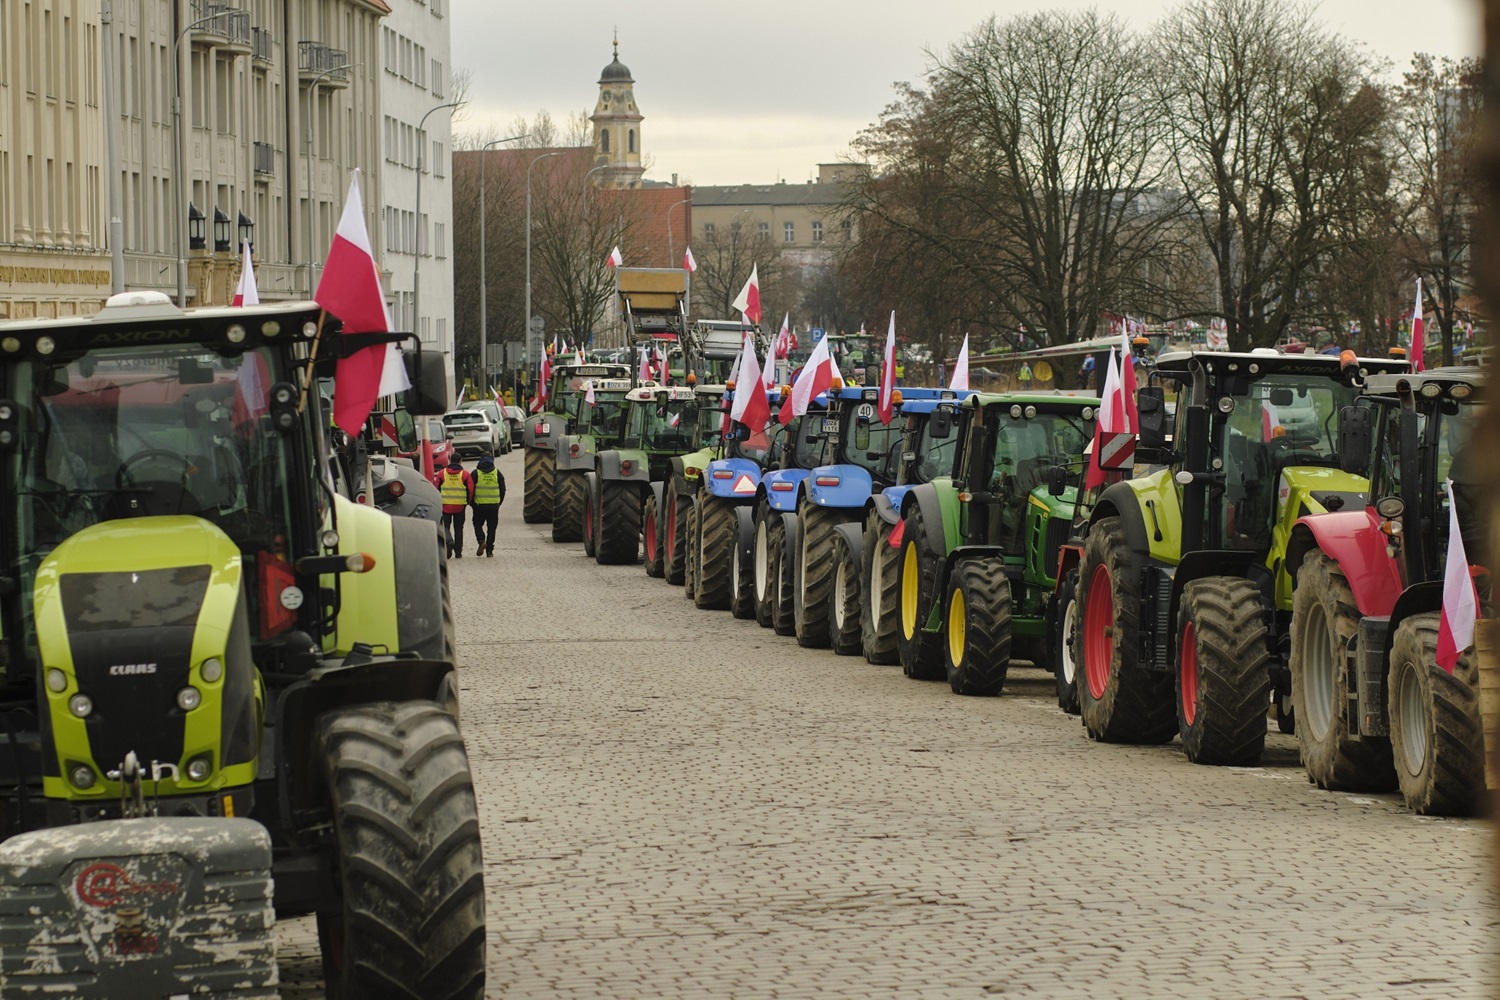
304;62;355;297
173;11;232;306
479;133;528;394
665;197;688;261
526;150;564;374
412;100;462;342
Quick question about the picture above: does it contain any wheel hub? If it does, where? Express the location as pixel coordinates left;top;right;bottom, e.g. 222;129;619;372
1395;657;1429;777
1302;602;1336;743
1060;596;1078;685
901;540;919;641
754;521;768;601
947;585;967;668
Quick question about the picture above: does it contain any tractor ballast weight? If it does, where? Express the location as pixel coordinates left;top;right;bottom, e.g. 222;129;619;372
523;361;630;523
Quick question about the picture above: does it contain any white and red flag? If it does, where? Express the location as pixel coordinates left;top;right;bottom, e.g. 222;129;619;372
1084;347;1124;490
683;247;697;273
877;311;898;425
585;380;596;406
232;240;259;306
1117;333;1138;433
656;343;670;385
762;330;777;390
607;246;623;268
730;334;772;433
493;384;503;405
1437;480;1479;671
731;264;762;326
315;169;409;435
456;385;466;406
1409;278;1426;372
950;334;971;391
779;336;835;426
637;345;651;382
530;351;552;412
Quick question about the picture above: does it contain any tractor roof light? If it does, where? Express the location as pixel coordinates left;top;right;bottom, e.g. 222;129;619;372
891;390;904;406
1024;405;1037;419
686;373;698;385
1420;382;1443;399
1082;407;1095;420
226;323;247;344
321;529;340;550
1450;383;1473;399
302;321;318;338
831;377;845;389
1010;404;1023;418
35;336;55;356
1218;396;1235;413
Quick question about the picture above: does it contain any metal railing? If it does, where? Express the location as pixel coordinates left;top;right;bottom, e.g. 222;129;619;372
189;0;250;46
253;141;274;176
251;26;273;62
298;42;348;80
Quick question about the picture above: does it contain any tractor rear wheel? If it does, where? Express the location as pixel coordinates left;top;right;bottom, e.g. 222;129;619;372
1075;516;1176;743
1051;568;1081;714
643;493;664;578
596;481;641;565
1176;577;1271;765
829;530;863;655
683;499;701;599
523;447;554;524
861;511;900;665
943;557;1012;696
754;505;780;629
1388;612;1483;815
794;502;836;648
771;512;797;637
316;701;485;1000
1291;552;1395;790
582;476;599;558
897;504;945;680
697;497;734;610
551;470;586;543
730;511;756;619
663;491;687;585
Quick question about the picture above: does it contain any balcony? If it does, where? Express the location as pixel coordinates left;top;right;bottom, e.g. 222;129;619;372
190;1;251;52
298;42;349;87
251;26;273;64
254;142;274;179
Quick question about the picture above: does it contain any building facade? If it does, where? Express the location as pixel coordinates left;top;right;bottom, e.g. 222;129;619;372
0;0;388;320
589;39;643;190
689;164;854;271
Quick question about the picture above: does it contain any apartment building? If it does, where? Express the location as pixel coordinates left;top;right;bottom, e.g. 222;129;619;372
690;164;857;271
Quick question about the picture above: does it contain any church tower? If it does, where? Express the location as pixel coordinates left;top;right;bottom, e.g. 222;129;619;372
590;35;645;189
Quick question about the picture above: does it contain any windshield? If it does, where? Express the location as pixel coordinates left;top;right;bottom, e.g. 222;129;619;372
985;408;1093;497
839;400;903;482
912;411;961;483
792;407;830;469
731;420;782;466
578;393;629;439
695;399;724;451
624;397;696;451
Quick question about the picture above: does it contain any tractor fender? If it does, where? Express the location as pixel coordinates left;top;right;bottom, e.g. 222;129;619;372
764;468;810;512
1286;510;1403;618
832;519;864;569
390;515;449;664
597;449;650;484
705;457;762;500
1384;581;1443;663
806;464;874;510
1090;480;1153;560
876;486;911;525
649;479;666;509
1162;550;1263;665
941;544;1006;597
902;483;953;561
329;496;401;655
734;504;757;567
526;416;564;455
555;436;596;471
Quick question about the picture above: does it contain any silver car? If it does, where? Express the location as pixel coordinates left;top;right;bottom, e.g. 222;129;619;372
442;409;502;459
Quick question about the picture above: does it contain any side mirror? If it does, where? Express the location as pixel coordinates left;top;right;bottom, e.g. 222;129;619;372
929;409;953;439
1137;386;1167;450
1048;465;1069;497
403;349;450;416
1337;405;1371;476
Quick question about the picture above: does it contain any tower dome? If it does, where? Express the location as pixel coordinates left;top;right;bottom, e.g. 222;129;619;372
599;40;633;84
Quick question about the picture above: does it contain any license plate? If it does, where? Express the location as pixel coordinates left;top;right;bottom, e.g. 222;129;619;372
821;418;839;433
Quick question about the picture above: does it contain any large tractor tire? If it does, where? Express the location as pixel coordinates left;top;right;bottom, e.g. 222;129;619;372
643;492;664;578
754;505;781;629
794;502;836;648
861;511;900;665
523;447;554;524
316;701;485;1000
683;499;701;599
730;513;757;620
1290;552;1396;790
663;490;688;585
1074;516;1176;744
596;480;641;565
828;530;863;656
943;557;1013;696
1176;577;1271;765
897;504;946;680
770;512;797;637
582;476;599;558
1388;612;1483;816
1051;568;1081;714
551;470;586;543
696;497;735;610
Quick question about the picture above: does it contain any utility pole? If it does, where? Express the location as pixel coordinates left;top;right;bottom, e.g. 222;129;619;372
100;0;124;293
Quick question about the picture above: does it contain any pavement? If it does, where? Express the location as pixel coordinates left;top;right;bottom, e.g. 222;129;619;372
277;446;1500;998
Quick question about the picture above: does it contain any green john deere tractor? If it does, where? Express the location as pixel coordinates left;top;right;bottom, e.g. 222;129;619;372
551;377;632;542
1071;349;1407;765
647;382;727;586
897;393;1097;694
522;361;631;523
0;294;484;997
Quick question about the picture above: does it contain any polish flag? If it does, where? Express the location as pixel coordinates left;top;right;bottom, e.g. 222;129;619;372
731;264;761;326
493;384;503;404
232;241;259;306
576;348;585;365
1409;278;1426;373
1437;480;1479;671
585;380;596;406
607;245;623;268
721;342;744;436
656;343;670;385
1118;333;1138;434
762;329;777;390
530;352;552;412
315;169;410;435
730;334;772;433
684;247;697;273
950;334;970;391
637;345;651;382
1084;347;1123;490
779;335;834;426
877;311;898;425
456;385;466;406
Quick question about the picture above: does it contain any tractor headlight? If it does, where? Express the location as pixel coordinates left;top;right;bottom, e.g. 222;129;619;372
1;337;19;353
70;765;96;789
1081;407;1094;421
1010;405;1023;418
200;658;224;683
302;321;318;338
176;687;202;711
321;529;340;549
226;323;247;344
1024;406;1037;420
1450;384;1473;399
1420;382;1442;399
46;668;68;693
35;336;55;356
1217;396;1235;413
185;756;212;782
69;694;93;718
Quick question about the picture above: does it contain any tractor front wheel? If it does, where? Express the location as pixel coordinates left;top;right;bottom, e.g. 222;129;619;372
861;511;901;665
794;502;836;648
1290;552;1395;790
1050;568;1081;714
696;497;735;610
897;504;945;680
582;476;599;558
829;530;863;655
551;470;586;543
643;493;664;578
754;505;781;629
730;511;756;619
316;701;485;1000
1388;612;1483;815
683;499;701;598
523;447;554;524
943;557;1013;696
663;490;687;585
596;480;641;565
1176;577;1271;765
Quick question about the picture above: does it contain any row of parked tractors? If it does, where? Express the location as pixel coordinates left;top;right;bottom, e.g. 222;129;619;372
522;350;1490;818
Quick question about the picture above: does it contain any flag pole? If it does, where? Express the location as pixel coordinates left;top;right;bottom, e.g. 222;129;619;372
297;309;329;414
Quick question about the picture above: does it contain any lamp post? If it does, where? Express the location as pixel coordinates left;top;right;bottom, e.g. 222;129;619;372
665;197;688;262
412;100;462;342
172;12;229;307
478;133;527;394
304;62;355;297
525;150;564;377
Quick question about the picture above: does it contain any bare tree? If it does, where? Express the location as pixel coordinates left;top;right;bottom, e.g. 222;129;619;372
692;223;782;322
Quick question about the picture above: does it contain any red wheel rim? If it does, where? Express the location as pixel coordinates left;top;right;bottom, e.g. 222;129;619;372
1083;565;1114;700
1180;620;1198;726
645;509;657;561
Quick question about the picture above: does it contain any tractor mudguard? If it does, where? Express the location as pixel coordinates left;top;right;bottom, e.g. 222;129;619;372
1161;550;1263;667
1286;510;1404;618
328;495;401;656
526;416;564;456
705;457;763;500
941;544;1006;598
873;489;903;526
555;436;596;471
832;519;864;569
1384;581;1443;664
598;449;650;484
904;482;961;556
1091;480;1156;562
734;505;757;568
649;479;666;509
806;465;874;509
764;469;810;512
390;515;449;665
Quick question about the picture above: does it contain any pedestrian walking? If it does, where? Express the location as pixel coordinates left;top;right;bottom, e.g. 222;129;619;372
471;452;506;557
433;457;474;558
1017;361;1032;387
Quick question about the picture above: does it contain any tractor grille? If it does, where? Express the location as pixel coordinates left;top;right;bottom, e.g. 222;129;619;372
1041;517;1071;583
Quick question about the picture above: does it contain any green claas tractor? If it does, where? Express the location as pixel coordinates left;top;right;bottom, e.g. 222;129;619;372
522;360;631;523
1071;349;1407;765
1284;367;1487;813
0;293;484;996
897;393;1097;694
551;378;633;543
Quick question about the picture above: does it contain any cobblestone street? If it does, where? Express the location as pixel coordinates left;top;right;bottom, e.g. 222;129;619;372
278;449;1500;998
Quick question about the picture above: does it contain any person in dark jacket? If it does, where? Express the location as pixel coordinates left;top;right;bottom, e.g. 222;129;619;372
433;457;474;558
470;452;506;557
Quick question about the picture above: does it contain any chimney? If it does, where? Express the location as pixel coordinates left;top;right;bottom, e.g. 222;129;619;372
672;172;678;186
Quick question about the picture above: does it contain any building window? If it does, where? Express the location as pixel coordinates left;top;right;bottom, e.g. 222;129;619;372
703;222;715;237
433;140;444;177
784;221;795;243
435;222;446;259
841;219;852;240
628;129;635;154
431;59;443;97
757;222;768;237
600;129;609;153
812;221;823;243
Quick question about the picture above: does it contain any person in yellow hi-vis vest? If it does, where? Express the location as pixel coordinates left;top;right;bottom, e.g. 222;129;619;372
470;452;506;557
432;457;474;558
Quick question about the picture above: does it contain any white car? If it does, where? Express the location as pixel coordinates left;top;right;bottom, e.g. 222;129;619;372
441;409;503;459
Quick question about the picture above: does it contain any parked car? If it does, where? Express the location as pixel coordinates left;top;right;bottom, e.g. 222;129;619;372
504;405;527;447
460;399;513;453
395;415;455;472
443;409;503;459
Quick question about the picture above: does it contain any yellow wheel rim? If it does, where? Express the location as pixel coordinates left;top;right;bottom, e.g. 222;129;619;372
947;585;966;668
901;541;919;640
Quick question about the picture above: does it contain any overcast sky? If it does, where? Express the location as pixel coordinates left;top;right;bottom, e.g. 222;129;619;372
451;0;1482;187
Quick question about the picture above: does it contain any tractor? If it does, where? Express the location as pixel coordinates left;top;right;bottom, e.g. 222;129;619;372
896;393;1097;694
753;398;838;637
0;293;484;997
1071;349;1407;765
645;381;727;588
1285;367;1486;813
521;360;630;524
550;377;632;542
